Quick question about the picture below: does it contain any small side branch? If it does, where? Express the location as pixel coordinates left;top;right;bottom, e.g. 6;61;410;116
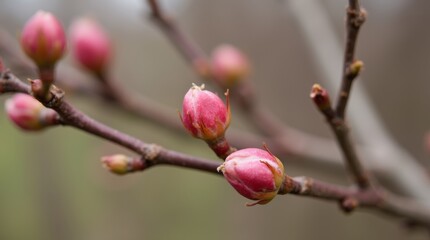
281;176;430;227
310;1;369;190
335;2;366;118
311;84;371;189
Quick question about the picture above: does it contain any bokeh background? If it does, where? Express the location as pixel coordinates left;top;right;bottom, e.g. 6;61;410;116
1;0;430;239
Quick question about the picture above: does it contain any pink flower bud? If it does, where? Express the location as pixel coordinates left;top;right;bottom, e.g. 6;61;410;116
101;154;145;175
70;18;111;74
20;11;66;68
5;93;59;131
210;44;249;88
181;84;230;141
218;148;285;206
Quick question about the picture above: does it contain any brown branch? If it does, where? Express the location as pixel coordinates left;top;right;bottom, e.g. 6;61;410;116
311;84;371;189
349;0;360;10
335;2;366;118
2;68;430;227
328;1;369;189
330;122;371;188
282;176;430;227
307;0;370;189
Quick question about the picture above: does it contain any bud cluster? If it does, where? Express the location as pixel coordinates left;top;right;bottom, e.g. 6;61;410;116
20;11;113;99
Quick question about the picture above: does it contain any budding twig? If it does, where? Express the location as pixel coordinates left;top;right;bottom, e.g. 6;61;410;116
2;68;430;227
0;69;220;174
308;0;371;190
330;1;370;189
281;176;430;227
335;1;366;119
310;83;371;189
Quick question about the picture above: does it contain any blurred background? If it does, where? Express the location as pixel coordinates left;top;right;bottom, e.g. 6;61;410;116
1;0;430;239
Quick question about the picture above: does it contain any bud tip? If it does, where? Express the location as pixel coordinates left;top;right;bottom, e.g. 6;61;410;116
20;11;66;68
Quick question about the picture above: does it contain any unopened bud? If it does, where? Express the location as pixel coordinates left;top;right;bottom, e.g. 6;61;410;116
101;154;145;175
310;84;332;111
180;84;230;141
218;148;285;206
210;44;249;88
70;18;111;75
348;60;364;77
20;11;66;68
341;197;359;213
5;93;59;131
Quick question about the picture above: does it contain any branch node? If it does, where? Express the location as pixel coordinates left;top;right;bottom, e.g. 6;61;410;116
294;176;313;194
347;7;367;28
143;143;162;161
340;197;359;213
346;60;364;80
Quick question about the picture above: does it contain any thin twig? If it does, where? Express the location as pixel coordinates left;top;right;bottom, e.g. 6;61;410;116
308;1;370;189
329;1;369;189
335;1;366;118
311;83;371;189
283;176;430;227
330;122;371;188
